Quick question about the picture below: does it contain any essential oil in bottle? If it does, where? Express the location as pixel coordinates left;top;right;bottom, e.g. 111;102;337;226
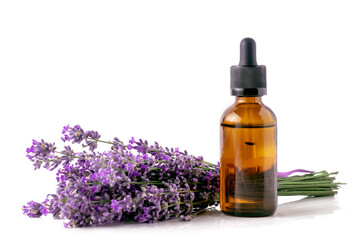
220;38;277;217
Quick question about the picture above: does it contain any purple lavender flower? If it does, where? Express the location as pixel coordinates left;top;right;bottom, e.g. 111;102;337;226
61;125;85;144
22;201;45;218
26;139;56;160
84;130;101;151
26;139;56;170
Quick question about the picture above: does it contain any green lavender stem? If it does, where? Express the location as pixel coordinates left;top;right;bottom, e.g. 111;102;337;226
277;191;336;196
97;139;115;145
278;183;341;188
277;171;344;197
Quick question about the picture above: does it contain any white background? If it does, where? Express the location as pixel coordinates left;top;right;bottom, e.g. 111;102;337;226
0;0;359;239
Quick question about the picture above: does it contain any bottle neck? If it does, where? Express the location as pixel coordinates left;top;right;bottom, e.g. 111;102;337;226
235;96;263;104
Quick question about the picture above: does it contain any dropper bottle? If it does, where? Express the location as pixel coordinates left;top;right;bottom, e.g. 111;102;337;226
220;38;277;217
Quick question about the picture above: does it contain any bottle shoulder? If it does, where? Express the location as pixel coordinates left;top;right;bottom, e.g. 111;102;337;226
221;102;277;126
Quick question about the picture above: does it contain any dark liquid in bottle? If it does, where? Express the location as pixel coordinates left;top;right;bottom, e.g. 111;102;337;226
220;125;277;217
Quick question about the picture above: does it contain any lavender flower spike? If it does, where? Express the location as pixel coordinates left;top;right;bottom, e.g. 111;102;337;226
26;139;56;160
61;125;85;144
61;124;101;151
22;201;47;218
26;139;57;170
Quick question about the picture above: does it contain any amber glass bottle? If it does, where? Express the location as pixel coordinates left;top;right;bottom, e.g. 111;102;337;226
220;38;277;217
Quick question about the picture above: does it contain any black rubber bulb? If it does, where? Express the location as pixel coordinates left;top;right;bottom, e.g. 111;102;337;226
239;38;257;66
230;37;266;96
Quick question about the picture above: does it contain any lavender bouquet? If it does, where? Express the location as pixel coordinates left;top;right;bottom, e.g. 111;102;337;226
23;125;342;227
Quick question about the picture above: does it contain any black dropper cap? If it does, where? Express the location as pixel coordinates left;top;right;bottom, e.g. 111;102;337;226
230;38;267;96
